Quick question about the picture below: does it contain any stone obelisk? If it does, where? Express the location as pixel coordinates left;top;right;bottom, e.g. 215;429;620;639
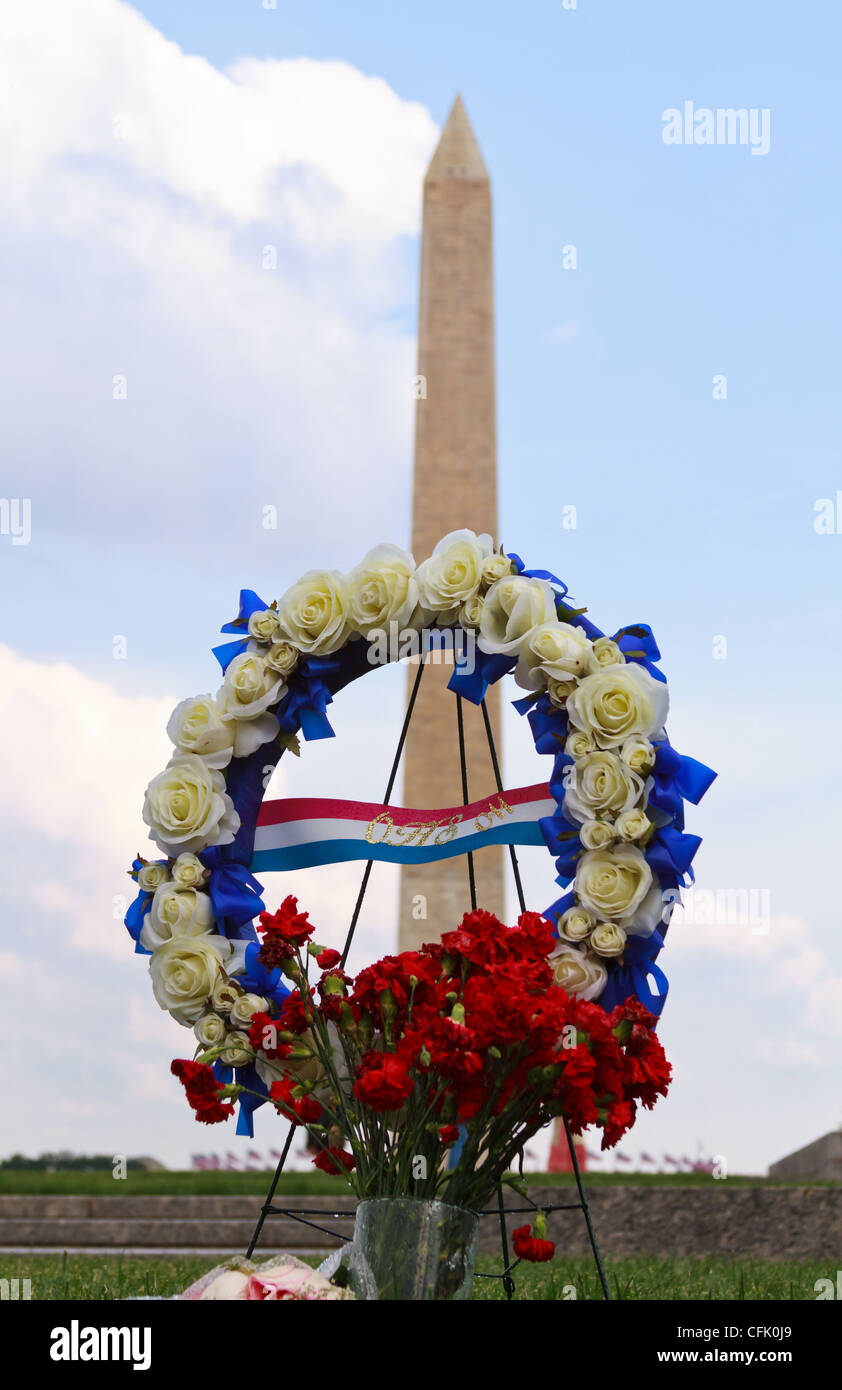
398;96;505;951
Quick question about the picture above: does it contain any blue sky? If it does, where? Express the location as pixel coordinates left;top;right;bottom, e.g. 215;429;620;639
0;0;839;1173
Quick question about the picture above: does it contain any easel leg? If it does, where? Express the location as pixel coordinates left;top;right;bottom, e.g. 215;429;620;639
563;1116;611;1300
245;1125;294;1259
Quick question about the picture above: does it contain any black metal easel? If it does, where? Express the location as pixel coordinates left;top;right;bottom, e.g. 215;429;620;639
245;656;611;1299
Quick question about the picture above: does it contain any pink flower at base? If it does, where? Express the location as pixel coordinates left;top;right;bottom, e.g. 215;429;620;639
181;1255;352;1300
246;1261;352;1301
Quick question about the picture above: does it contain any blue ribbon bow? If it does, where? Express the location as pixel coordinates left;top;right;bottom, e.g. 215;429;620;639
237;941;292;1011
447;649;516;705
210;1060;271;1137
213;589;271;672
124;887;153;956
276;656;340;741
599;931;669;1016
199;852;266;931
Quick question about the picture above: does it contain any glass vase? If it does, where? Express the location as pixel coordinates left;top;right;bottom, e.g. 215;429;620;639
350;1197;479;1301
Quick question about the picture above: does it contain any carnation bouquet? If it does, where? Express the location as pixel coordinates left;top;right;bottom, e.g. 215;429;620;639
172;895;671;1222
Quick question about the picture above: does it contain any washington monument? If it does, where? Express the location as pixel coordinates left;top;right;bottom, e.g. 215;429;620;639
398;96;506;950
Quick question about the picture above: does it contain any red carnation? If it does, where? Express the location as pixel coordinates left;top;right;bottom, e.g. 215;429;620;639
622;1030;672;1108
258;895;314;945
440;908;509;968
275;991;309;1034
510;911;557;960
608;994;658;1031
313;1147;356;1175
438;1125;460;1147
257;896;315;972
353;1051;414;1112
512;1223;555;1263
294;1094;323;1123
171;1059;235;1125
315;948;342;969
257;934;293;971
247;1011;292;1060
601;1098;637;1148
269;1077;322;1124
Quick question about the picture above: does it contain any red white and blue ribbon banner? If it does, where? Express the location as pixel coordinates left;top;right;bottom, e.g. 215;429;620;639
250;782;555;873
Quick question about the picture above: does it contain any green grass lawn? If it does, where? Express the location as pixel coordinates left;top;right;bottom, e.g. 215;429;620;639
0;1169;349;1197
0;1252;828;1300
1;1168;835;1197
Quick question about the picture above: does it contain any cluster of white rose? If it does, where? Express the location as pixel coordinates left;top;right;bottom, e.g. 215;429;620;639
132;853;268;1067
541;655;671;1002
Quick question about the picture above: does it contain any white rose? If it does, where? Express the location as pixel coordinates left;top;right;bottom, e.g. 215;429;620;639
549;944;607;1001
171;852;208;889
166;694;236;770
563;752;645;824
141;884;215;951
623;883;666;939
566;664;669;749
580;820;617;851
565;729;596;758
515;621;591;691
219;1030;254;1067
143;754;240;856
585;637;626;673
478;574;558;655
548;675;578;707
216;653;283;759
194;1012;228;1048
557;906;595;942
136;860;170;893
211;977;243;1014
149;934;232;1024
248;608;281;644
480;552;514;588
459;595;484;630
574;845;653;923
415;529;493;614
590;922;627;958
620;735;655;773
218;653;284;721
264;641;299;677
277;569;351;655
615;808;651;843
229;993;270;1029
347;543;419;638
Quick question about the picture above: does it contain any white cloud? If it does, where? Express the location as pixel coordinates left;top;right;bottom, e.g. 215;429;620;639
0;3;434;247
0;0;438;562
0;640;397;971
0;642;174;955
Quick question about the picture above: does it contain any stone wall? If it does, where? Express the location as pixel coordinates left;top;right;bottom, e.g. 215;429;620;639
2;1187;840;1261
